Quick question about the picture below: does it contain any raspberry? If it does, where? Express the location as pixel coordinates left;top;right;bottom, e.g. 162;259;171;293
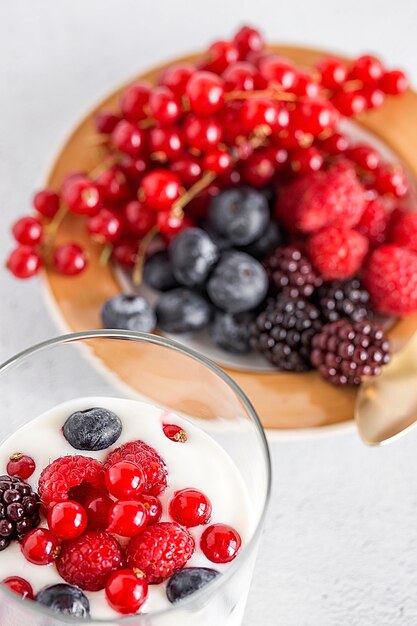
263;246;322;298
104;441;167;496
307;226;369;280
311;320;390;385
275;161;366;233
125;522;194;584
56;531;123;591
38;456;105;507
389;209;417;253
363;244;417;316
356;198;390;248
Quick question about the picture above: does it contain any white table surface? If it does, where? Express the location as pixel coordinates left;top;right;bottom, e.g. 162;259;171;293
1;1;417;624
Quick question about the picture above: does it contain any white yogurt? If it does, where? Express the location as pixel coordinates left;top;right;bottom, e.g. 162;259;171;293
0;397;253;621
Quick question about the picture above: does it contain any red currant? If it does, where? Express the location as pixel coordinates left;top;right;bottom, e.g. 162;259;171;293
60;171;86;195
162;423;187;443
87;208;123;244
264;146;289;171
363;87;385;109
157;212;193;239
7;246;41;279
223;61;257;92
379;69;408;95
33;189;60;218
95;111;121;134
346;145;380;171
350;54;384;84
6;453;35;480
316;56;348;89
203;147;232;175
240;97;282;134
47;501;87;541
63;176;101;216
159;63;195;95
290;146;323;174
149;86;182;126
140;170;182;212
292;71;320;98
105;569;148;615
123;200;155;237
139;495;162;525
120;82;151;122
292;99;339;136
258;55;296;90
186;71;225;116
374;164;409;197
200;524;241;563
111;120;146;157
203;40;239;74
331;91;367;116
21;528;60;566
107;500;148;537
171;156;203;188
240;150;275;187
105;461;146;500
169;488;212;527
2;577;34;599
112;237;137;267
219;101;245;144
119;155;150;185
149;126;183;162
96;166;131;204
53;243;87;276
84;493;113;531
319;132;350;155
233;26;264;59
12;216;43;246
183;114;222;152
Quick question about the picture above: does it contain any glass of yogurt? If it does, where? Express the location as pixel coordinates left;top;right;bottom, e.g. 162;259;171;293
0;330;271;626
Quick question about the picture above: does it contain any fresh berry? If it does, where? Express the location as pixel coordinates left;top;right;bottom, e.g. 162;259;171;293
159;63;195;95
87;208;123;244
149;86;182;126
350;55;384;84
157;212;193;240
374;164;409;198
234;25;264;58
36;584;90;618
57;531;123;591
186;71;224;116
250;295;322;371
105;569;148;615
311;320;390;385
316;56;348;89
207;252;268;314
258;56;296;90
62;176;101;216
346;145;380;171
47;501;87;541
203;40;239;73
263;246;322;298
33;188;60;218
290;146;324;174
171;156;203;188
105;461;146;500
200;524;241;563
105;440;167;496
108;500;148;537
380;69;408;95
156;288;213;333
63;407;122;451
307;226;369;280
169;489;212;527
223;61;257;91
319;132;350;155
21;528;60;565
0;475;40;548
125;522;194;584
96;166;131;204
169;228;219;287
140;170;182;213
111;120;146;157
84;493;113;531
291;99;339;136
363;244;417;316
112;237;137;267
2;576;34;599
203;146;233;175
183;114;222;152
101;294;156;333
95;111;121;134
356;198;390;247
123;200;156;237
240;221;284;260
149;126;184;161
166;567;219;604
318;279;372;323
210;311;253;354
389;209;417;253
143;251;179;292
6;453;35;480
119;155;150;184
53;243;87;276
208;188;269;246
162;424;188;444
12;216;43;246
6;246;41;279
331;91;367;117
120;82;151;122
139;494;162;525
38;455;105;507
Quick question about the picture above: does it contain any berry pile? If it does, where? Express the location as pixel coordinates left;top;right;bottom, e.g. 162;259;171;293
1;406;242;617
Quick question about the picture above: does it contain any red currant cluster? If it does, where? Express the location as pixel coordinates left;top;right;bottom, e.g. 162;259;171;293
6;25;408;281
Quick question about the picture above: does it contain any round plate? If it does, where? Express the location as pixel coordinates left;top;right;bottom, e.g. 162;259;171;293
43;45;417;430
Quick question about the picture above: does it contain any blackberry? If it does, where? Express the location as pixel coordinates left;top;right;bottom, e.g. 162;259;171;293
263;246;322;298
318;278;372;323
311;319;391;386
0;475;40;550
250;295;322;371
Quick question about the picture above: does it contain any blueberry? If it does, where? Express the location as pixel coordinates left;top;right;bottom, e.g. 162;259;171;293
166;567;220;604
208;187;269;246
143;251;179;292
207;252;268;313
156;288;212;333
210;311;253;353
240;221;284;260
36;584;90;618
101;294;156;333
169;228;219;287
202;222;233;252
63;407;122;451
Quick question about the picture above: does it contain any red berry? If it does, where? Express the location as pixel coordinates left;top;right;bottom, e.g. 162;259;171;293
33;188;60;218
264;146;289;171
171;156;202;188
319;132;350;155
157;212;193;239
379;69;408;95
139;495;162;525
159;63;195;95
6;453;35;480
233;25;264;59
2;577;34;599
12;216;43;246
307;226;369;280
356;198;390;248
84;493;113;531
149;86;182;126
53;243;87;276
219;100;245;144
364;87;385;109
316;56;348;89
105;569;148;615
105;440;167;496
186;71;225;116
374;164;409;198
63;176;101;216
163;423;187;443
38;455;105;507
120;82;151;122
111;120;146;157
108;500;148;537
105;461;146;500
290;147;323;174
240;150;275;187
119;155;150;185
223;61;257;91
347;145;380;171
203;40;239;74
57;531;123;591
292;71;320;98
140;170;182;212
169;489;212;528
149;126;183;162
112;237;137;267
47;501;87;540
331;91;367;117
291;99;339;136
389;209;417;253
95;111;121;134
87;208;123;244
6;246;41;279
123;200;155;237
203;147;232;175
183;114;222;152
240;98;281;134
125;522;194;584
96;166;131;204
258;55;296;90
350;54;384;84
21;528;60;566
200;524;241;564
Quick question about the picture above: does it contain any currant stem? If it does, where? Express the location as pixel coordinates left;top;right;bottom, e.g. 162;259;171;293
45;203;68;238
132;225;160;285
89;154;119;179
225;88;297;102
171;171;217;217
99;243;113;267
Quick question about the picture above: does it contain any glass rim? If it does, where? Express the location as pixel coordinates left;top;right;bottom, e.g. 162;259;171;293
0;329;272;624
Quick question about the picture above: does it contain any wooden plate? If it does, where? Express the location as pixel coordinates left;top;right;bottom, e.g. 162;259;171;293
43;45;417;431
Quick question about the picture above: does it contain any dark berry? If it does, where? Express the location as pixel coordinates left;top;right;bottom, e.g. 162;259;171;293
208;188;269;246
36;584;90;618
156;289;212;333
318;279;372;323
240;222;284;260
101;294;156;333
166;567;219;604
0;475;40;547
169;228;219;287
263;246;322;298
210;311;253;354
143;251;180;292
63;407;122;451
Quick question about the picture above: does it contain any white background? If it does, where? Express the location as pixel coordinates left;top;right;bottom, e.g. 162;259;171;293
1;1;417;624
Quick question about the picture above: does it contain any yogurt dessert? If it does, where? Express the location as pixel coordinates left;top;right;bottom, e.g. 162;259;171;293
0;397;253;621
